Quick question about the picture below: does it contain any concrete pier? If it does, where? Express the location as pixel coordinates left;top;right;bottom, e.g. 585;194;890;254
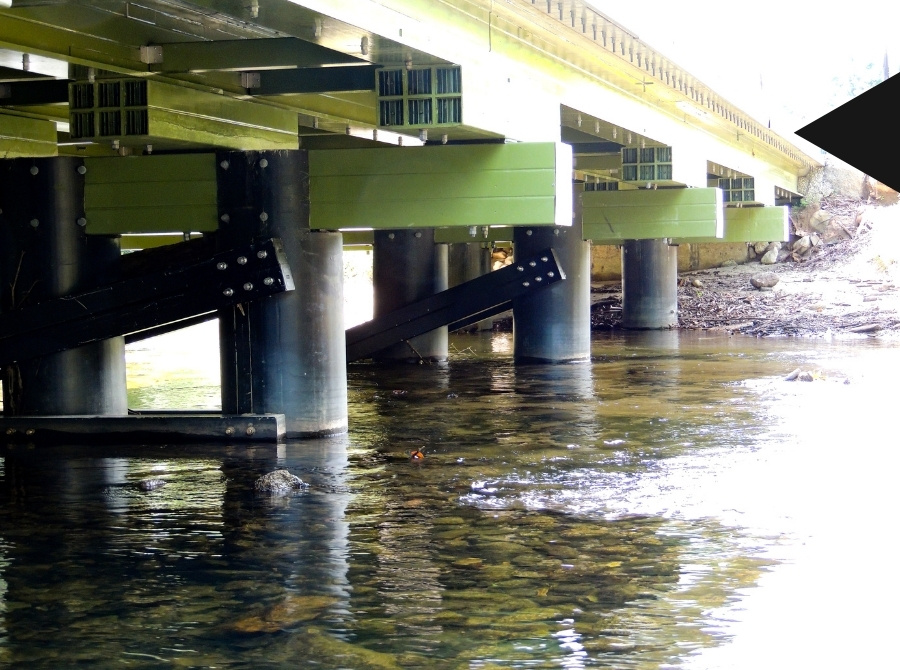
217;150;347;437
0;157;127;415
372;229;449;363
448;242;492;331
621;238;678;329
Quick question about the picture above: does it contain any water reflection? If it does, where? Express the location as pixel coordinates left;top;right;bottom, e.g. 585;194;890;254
2;331;899;667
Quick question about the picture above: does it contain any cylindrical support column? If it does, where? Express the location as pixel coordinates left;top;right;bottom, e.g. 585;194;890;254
372;229;448;363
217;150;347;437
0;157;127;416
448;242;492;331
512;219;591;363
621;238;678;329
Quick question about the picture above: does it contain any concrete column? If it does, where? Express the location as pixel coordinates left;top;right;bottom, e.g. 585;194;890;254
512;186;591;363
448;242;492;331
0;157;127;416
217;150;347;437
621;238;678;329
372;229;448;363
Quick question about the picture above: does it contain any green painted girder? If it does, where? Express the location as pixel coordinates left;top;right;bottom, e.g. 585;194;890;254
84;154;218;235
309;142;573;230
0;112;57;157
150;37;367;73
251;65;377;95
342;230;375;246
69;78;299;151
672;206;790;244
582;188;724;242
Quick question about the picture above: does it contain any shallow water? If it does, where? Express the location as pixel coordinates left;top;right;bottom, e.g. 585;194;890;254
2;329;898;668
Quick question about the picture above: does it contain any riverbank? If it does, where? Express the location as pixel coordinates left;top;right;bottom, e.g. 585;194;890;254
588;199;900;338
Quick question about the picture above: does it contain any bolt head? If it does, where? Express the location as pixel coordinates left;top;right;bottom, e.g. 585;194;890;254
225;426;235;435
259;212;269;222
216;262;228;270
29;166;39;176
223;288;234;297
243;282;254;291
219;160;230;170
29;219;39;228
246;425;256;436
77;165;87;175
259;158;268;168
256;250;268;259
236;256;247;265
263;277;274;286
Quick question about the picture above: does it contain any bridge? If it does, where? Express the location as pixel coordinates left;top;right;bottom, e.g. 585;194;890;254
0;0;817;441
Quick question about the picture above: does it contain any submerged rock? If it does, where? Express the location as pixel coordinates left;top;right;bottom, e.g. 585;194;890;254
254;469;307;495
138;478;167;491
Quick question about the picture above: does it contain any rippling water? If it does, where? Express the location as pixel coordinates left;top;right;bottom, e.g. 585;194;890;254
2;329;898;668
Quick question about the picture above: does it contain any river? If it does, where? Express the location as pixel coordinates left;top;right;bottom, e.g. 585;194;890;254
1;325;898;668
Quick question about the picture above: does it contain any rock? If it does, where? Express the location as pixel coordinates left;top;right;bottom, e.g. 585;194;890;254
760;248;779;265
792;236;812;255
783;368;801;381
138;478;167;491
809;209;832;234
753;241;769;255
798;371;815;382
690;278;704;288
750;272;779;290
776;248;792;263
254;469;307;494
720;259;738;267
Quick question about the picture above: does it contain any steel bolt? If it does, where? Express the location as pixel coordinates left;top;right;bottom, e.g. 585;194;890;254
243;282;254;291
540;256;549;262
516;266;524;272
525;229;533;236
414;231;422;238
29;166;39;176
547;271;555;278
225;426;235;436
77;165;87;175
529;261;537;267
216;262;228;270
25;429;35;436
219;160;230;170
236;256;247;265
523;281;530;287
259;212;268;222
259;158;268;168
77;217;87;227
220;213;230;224
5;428;15;435
263;277;274;286
535;276;542;282
553;229;560;235
246;425;256;436
223;288;234;297
256;250;268;259
29;219;39;228
388;233;395;240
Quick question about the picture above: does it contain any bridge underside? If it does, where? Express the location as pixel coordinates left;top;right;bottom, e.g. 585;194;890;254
0;0;816;440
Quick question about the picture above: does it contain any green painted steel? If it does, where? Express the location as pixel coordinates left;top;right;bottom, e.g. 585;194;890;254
582;188;724;242
309;142;572;230
152;37;366;72
69;78;299;151
671;205;790;244
84;154;219;235
0;113;58;157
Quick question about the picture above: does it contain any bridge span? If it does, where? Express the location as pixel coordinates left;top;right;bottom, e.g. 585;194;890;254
0;0;817;440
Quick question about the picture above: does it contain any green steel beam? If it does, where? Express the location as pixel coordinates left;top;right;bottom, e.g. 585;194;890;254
672;206;790;244
582;188;724;242
342;230;375;246
150;38;367;73
309;142;572;230
251;65;377;95
84;154;218;235
0;112;57;157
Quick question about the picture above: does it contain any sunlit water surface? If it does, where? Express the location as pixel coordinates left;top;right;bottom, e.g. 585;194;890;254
1;329;898;669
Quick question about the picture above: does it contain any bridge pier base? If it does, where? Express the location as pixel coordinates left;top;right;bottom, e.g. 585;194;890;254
217;150;347;437
621;238;678;329
0;157;127;416
372;229;449;363
512;219;591;363
449;242;492;331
